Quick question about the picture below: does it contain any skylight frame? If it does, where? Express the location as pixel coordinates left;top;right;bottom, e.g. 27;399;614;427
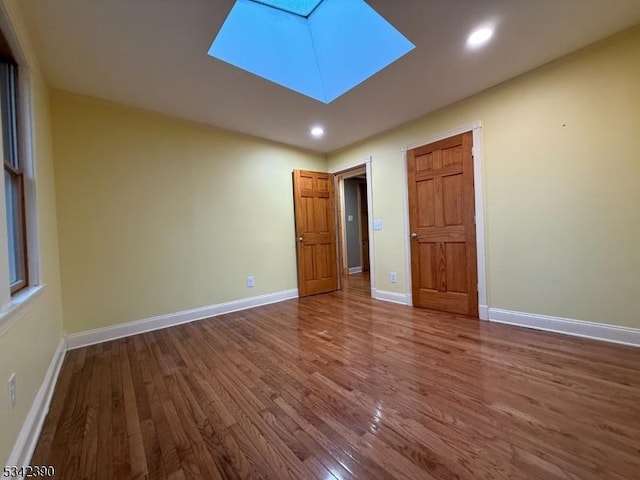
251;0;324;18
209;0;416;104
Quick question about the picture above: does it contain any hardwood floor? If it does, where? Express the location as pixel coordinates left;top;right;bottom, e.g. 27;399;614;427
32;274;640;479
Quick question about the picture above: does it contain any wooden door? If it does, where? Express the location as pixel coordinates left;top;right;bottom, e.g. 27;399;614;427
358;181;370;272
407;132;478;317
293;170;339;297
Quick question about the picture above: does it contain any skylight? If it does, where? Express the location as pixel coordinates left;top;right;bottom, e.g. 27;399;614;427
252;0;323;17
208;0;415;104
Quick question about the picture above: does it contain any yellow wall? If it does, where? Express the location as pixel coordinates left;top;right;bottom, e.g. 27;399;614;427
0;1;65;465
328;26;640;328
1;0;637;469
52;92;326;333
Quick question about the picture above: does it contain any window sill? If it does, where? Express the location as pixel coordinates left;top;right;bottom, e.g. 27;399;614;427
0;284;45;336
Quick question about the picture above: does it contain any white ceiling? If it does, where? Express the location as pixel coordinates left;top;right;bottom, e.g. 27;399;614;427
19;0;640;153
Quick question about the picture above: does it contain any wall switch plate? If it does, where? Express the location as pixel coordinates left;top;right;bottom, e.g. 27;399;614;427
8;373;16;410
373;220;383;231
348;215;354;222
247;276;255;287
390;272;397;283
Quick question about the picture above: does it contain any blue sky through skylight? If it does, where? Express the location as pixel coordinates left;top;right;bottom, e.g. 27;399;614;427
209;0;415;103
252;0;323;17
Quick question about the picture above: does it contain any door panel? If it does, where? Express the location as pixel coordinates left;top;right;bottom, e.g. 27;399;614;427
408;132;478;317
445;243;468;293
417;179;436;227
293;170;338;297
443;175;463;225
419;242;438;290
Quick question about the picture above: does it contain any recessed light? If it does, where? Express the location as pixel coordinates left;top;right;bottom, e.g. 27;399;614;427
467;27;494;48
310;126;325;138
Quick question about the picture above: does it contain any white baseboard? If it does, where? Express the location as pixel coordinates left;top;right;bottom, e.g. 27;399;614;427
66;289;299;350
489;308;640;347
348;267;363;275
479;304;489;321
372;288;411;305
7;337;67;471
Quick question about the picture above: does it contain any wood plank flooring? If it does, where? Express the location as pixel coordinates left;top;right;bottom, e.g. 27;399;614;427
32;274;640;479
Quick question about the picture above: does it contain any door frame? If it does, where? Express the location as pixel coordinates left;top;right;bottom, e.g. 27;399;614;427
337;166;365;275
402;121;489;320
329;156;375;296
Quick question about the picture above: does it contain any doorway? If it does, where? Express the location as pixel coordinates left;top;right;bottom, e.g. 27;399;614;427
335;166;372;297
292;158;375;299
292;170;339;297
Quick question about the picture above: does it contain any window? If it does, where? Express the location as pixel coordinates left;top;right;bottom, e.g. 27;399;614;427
0;61;27;293
0;10;41;333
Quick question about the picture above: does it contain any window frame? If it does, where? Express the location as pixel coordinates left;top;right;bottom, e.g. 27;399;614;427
0;4;42;335
1;60;29;294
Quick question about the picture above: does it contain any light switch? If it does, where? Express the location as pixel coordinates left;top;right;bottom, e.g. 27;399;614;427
373;220;383;231
348;215;354;222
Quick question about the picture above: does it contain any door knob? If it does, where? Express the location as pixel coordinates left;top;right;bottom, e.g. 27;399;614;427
297;237;305;242
411;233;418;239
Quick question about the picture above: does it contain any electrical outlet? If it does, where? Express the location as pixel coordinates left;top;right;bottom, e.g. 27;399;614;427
8;373;16;410
390;272;397;283
247;276;255;287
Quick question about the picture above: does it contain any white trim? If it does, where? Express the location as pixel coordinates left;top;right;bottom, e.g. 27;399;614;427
329;158;368;175
401;150;413;307
402;121;488;319
489;308;640;348
20;67;40;287
364;160;374;296
7;337;67;472
66;289;299;350
471;128;488;319
0;2;31;67
372;288;411;305
401;121;483;152
330;157;375;297
348;267;363;275
0;285;45;336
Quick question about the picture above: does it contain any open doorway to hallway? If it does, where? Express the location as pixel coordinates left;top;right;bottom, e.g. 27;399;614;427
336;167;371;296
